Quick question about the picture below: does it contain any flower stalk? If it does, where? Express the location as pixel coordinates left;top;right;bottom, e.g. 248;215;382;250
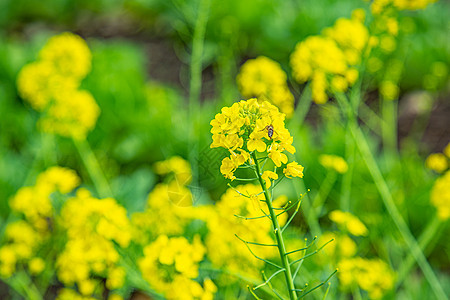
252;152;298;300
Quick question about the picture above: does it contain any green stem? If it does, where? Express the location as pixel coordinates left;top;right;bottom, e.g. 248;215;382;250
310;171;337;219
396;217;442;287
381;99;398;162
252;152;298;300
336;92;447;300
291;179;321;235
188;0;211;186
349;123;447;300
340;128;355;211
73;138;112;198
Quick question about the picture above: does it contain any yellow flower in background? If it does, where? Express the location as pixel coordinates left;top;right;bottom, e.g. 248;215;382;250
1;167;80;278
330;210;368;236
38;89;100;140
10;166;80;229
319;154;348;174
283;162;304;178
290;10;369;103
56;288;97;300
57;188;131;294
16;61;77;111
444;143;450;158
371;0;438;14
39;32;92;81
36;166;80;194
315;232;357;266
338;257;396;299
139;235;215;300
155;156;192;185
430;171;450;220
16;32;99;140
28;257;46;275
210;99;296;180
425;153;448;173
237;56;294;117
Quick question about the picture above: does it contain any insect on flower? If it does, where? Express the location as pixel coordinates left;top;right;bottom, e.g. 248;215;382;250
261;124;275;139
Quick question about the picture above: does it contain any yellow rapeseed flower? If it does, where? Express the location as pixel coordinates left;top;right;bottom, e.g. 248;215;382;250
329;210;368;236
138;235;215;300
430;171;450;220
210;99;297;180
338;257;396;299
16;32;99;139
261;170;278;188
39;32;92;81
290;10;369;103
425;153;448;173
237;56;294;117
283;162;304;178
319;154;348;174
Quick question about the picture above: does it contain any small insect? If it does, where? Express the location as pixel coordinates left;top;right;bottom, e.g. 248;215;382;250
266;125;274;139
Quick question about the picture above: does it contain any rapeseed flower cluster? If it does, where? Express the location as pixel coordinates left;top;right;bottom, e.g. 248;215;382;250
0;167;80;277
57;188;131;296
138;235;216;300
290;9;369;103
317;211;395;298
430;170;450;220
17;32;100;139
371;0;438;14
210;98;301;181
338;257;396;299
132;157;194;244
237;56;294;117
319;154;349;174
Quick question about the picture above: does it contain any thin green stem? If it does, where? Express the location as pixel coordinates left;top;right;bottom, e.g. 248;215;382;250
381;99;398;162
309;171;337;220
188;0;211;187
349;123;447;300
291;179;321;235
396;217;443;287
252;152;298;300
73;138;112;198
340;128;355;211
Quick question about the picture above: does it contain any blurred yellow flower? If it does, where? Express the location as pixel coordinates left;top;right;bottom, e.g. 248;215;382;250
39;32;92;81
16;32;99;139
338;257;396;299
425;153;448;173
28;257;45;275
319;154;348;174
155;156;192;185
430;171;450;220
329;210;368;236
237;56;294;117
139;235;215;299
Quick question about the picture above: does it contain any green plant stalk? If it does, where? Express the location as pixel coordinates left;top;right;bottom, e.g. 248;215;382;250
335;92;447;299
349;122;447;300
396;217;442;287
188;0;211;186
310;170;337;219
291;179;321;235
252;152;298;300
381;99;398;161
340;128;355;211
73;138;112;198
